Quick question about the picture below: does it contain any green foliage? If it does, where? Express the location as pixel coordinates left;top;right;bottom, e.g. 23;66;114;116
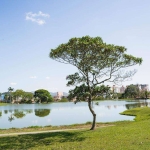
35;109;51;117
28;126;42;128
24;99;32;104
13;110;26;118
0;103;7;106
68;84;89;102
23;92;34;101
140;90;150;99
8;87;14;102
34;89;53;103
124;84;139;98
8;87;14;92
4;94;10;101
59;98;68;102
68;84;111;102
93;96;104;100
120;107;150;121
13;89;25;100
0;111;2;117
50;36;142;129
50;35;142;97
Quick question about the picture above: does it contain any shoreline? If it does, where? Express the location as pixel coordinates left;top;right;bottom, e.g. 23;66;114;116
0;122;116;134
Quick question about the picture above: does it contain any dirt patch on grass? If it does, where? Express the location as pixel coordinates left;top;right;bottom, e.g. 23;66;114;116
0;123;114;135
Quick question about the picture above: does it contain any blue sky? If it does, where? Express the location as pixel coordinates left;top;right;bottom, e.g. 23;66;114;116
0;0;150;93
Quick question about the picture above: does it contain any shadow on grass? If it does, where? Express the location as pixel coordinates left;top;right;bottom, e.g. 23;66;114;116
0;131;86;149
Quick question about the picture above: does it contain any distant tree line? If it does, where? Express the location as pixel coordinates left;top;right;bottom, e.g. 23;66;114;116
1;87;54;104
118;84;150;99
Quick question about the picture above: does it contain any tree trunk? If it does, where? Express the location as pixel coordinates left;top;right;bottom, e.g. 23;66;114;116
88;100;96;130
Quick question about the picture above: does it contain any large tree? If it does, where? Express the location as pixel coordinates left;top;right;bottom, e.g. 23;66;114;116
50;36;142;130
23;92;34;101
34;89;53;103
13;89;25;102
124;84;140;98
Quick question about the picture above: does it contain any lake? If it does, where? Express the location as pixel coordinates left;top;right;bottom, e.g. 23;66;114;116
0;100;149;129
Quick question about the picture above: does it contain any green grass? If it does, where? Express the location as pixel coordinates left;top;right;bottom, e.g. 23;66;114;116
0;107;150;149
0;103;7;106
120;107;150;121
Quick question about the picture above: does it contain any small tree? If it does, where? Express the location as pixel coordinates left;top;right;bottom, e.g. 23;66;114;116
34;89;53;103
50;36;142;130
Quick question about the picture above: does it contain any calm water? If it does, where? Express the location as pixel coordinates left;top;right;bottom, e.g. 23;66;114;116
0;100;149;129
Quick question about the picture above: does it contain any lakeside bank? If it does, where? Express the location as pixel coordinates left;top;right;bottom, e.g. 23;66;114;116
0;107;150;149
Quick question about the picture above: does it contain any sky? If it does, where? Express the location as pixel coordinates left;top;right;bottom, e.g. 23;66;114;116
0;0;150;93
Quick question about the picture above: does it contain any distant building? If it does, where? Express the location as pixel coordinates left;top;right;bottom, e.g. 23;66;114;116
112;85;120;93
136;84;149;91
120;86;126;93
53;92;63;100
110;84;149;94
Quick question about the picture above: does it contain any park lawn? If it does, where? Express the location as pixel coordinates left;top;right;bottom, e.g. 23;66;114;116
0;107;150;150
0;103;7;106
120;106;150;121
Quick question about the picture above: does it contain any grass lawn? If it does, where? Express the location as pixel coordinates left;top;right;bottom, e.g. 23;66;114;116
0;103;7;106
0;107;150;150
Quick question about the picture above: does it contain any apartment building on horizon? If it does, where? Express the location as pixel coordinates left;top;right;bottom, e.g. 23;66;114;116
111;84;149;94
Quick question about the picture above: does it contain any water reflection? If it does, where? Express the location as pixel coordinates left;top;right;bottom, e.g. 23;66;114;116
8;114;14;122
0;101;150;129
125;102;148;110
13;110;26;118
34;109;51;117
25;109;33;114
9;110;13;113
4;110;8;114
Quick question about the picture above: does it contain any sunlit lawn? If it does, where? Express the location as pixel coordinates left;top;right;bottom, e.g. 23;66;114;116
0;107;150;150
0;103;7;106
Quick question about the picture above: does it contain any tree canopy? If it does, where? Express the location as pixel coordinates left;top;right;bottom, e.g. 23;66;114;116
50;36;142;130
34;89;53;103
124;84;140;98
13;89;25;100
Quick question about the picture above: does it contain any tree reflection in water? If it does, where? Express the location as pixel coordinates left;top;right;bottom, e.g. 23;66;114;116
34;109;51;117
13;110;26;118
8;114;14;122
0;111;2;117
4;110;8;114
25;109;33;114
125;101;148;110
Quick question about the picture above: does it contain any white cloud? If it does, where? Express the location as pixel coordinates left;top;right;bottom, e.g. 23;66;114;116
46;76;50;79
10;82;17;85
30;76;37;79
25;11;50;25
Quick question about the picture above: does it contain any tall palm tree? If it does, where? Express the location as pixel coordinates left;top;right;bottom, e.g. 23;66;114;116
8;87;14;103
